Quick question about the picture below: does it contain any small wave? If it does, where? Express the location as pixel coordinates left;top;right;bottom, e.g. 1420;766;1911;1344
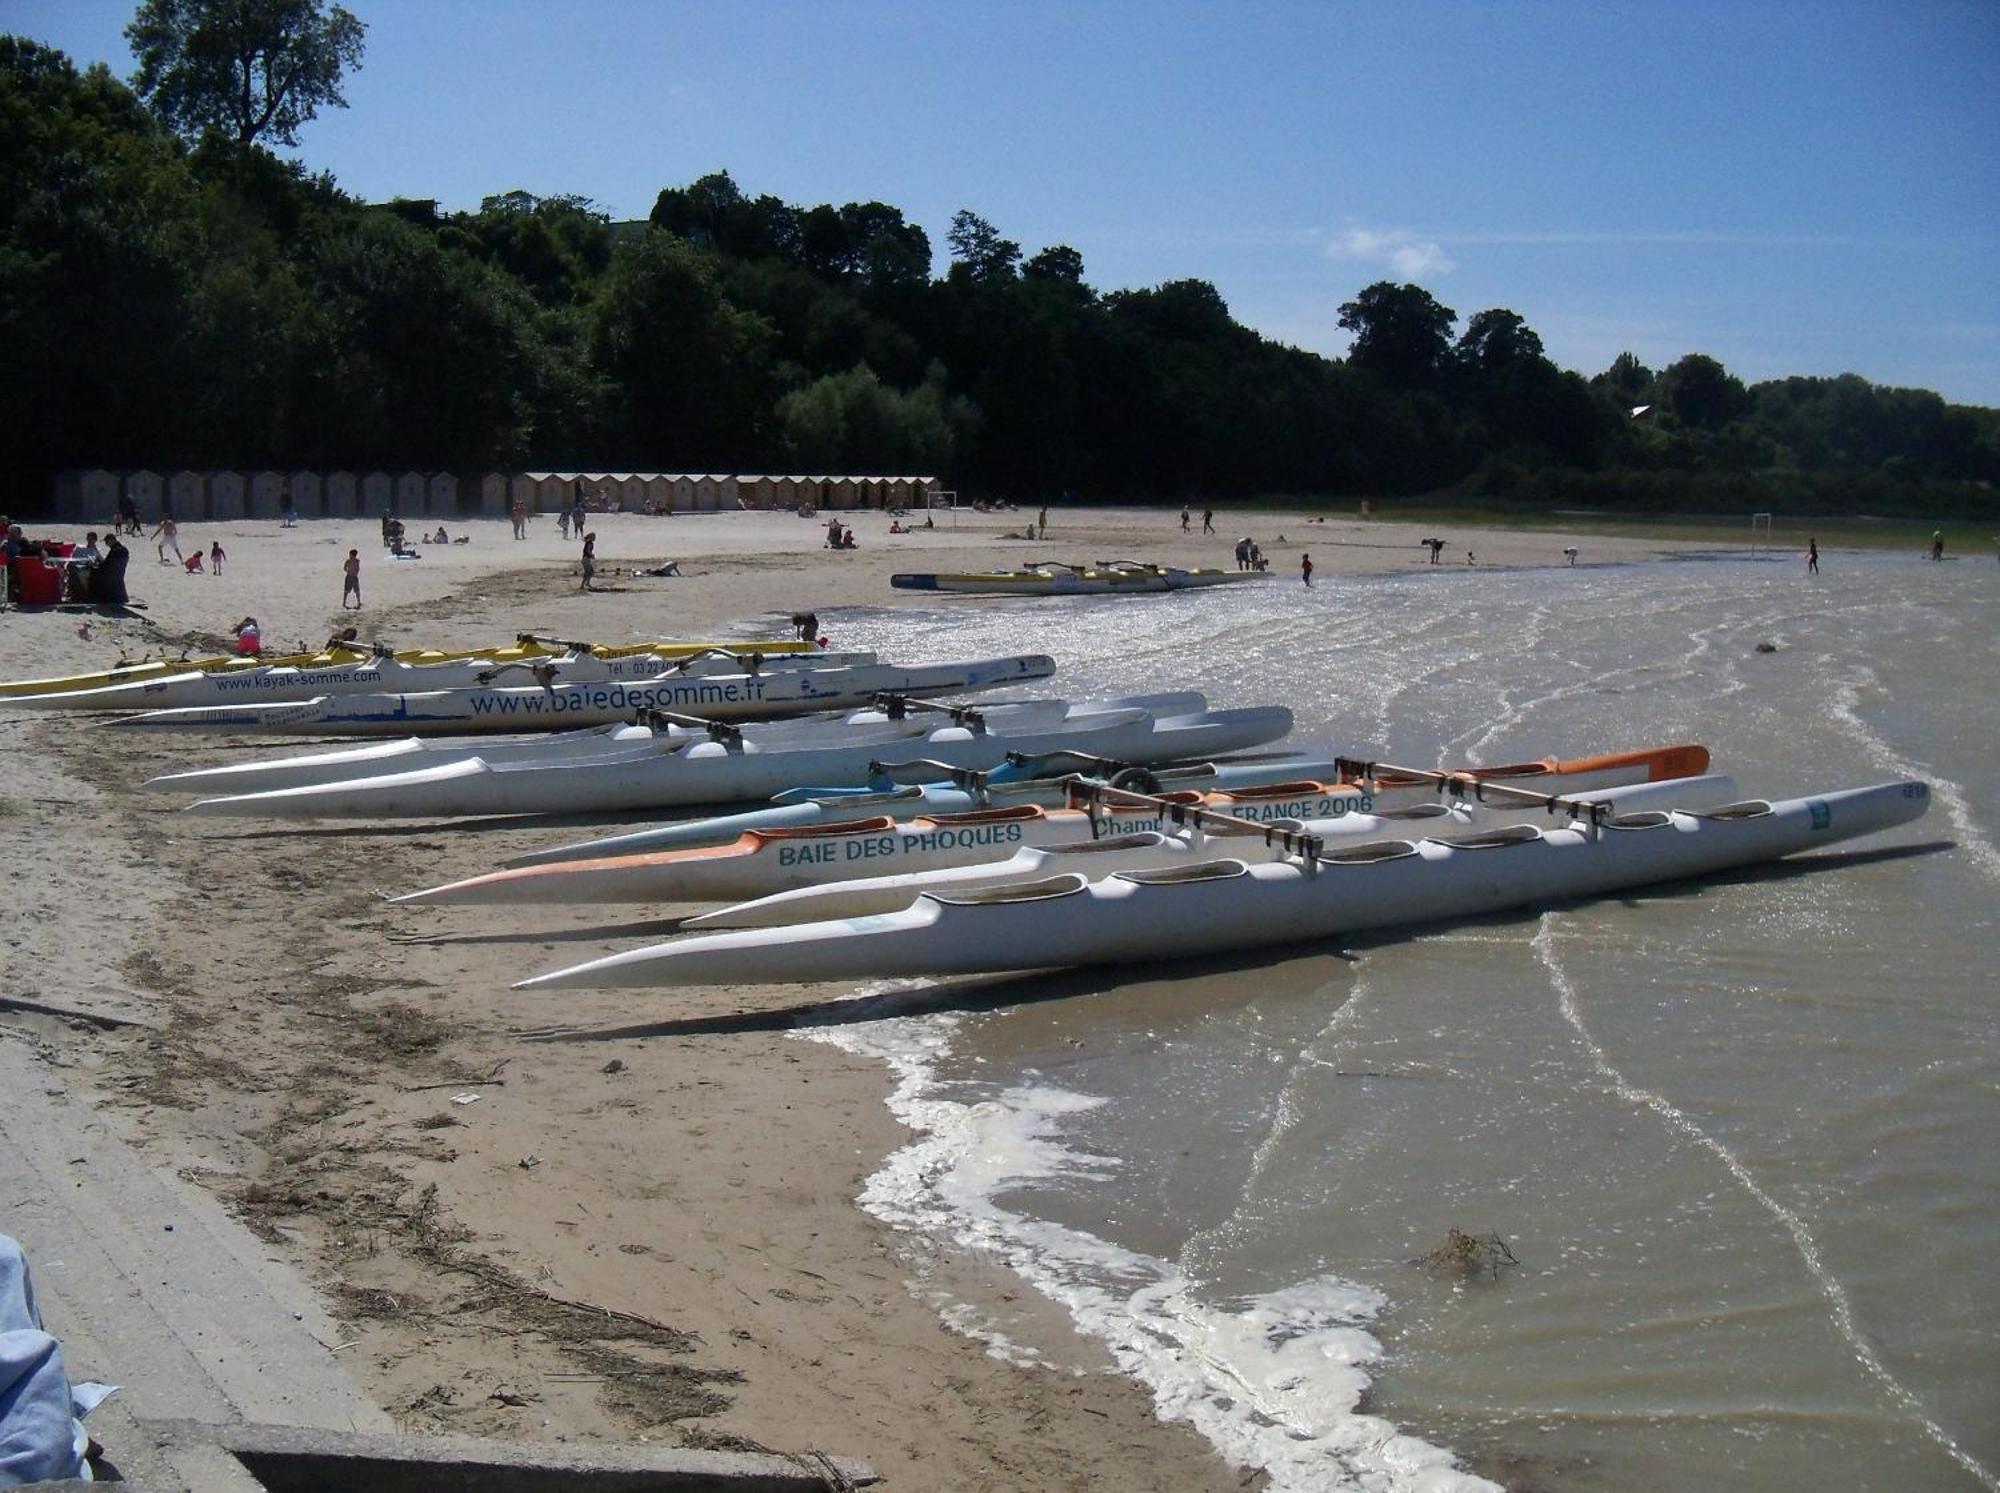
807;1004;1499;1491
1534;917;1997;1489
1825;664;2000;881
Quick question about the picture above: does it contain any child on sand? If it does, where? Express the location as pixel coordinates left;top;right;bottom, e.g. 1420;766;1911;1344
209;540;225;575
342;549;361;609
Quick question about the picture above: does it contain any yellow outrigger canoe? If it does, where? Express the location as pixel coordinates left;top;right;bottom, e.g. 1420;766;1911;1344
0;635;814;699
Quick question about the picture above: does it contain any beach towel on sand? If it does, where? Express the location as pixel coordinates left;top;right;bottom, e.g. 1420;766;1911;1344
1;1235;115;1485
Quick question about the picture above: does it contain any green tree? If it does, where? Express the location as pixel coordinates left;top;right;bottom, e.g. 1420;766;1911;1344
1660;353;1747;431
945;209;1020;282
1456;308;1544;375
126;0;366;149
1337;281;1457;388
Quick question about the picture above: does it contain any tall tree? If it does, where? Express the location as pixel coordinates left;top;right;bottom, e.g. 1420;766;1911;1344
1336;281;1456;388
945;209;1020;282
126;0;366;149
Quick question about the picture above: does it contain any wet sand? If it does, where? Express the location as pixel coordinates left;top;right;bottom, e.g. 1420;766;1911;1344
0;505;1717;1488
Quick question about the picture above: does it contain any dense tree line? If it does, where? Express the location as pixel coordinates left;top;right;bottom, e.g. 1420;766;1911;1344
4;29;1996;518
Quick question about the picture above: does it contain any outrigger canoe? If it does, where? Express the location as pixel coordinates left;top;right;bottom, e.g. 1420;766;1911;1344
4;647;872;714
179;703;1295;819
113;654;1057;736
143;695;1144;798
395;771;1740;909
514;780;1931;989
511;741;1709;865
692;774;1746;928
0;635;816;699
890;561;1263;595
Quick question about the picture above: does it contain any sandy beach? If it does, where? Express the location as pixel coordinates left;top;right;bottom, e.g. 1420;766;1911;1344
0;504;1720;1489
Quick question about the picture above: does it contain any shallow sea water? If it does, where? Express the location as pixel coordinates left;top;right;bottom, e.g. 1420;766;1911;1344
810;549;1999;1491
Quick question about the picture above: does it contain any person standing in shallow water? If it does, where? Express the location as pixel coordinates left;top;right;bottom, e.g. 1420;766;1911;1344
1300;553;1314;587
1807;538;1819;574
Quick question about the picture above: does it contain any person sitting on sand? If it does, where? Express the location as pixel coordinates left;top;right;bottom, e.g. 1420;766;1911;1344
89;533;129;605
182;551;203;574
232;616;261;655
325;626;361;651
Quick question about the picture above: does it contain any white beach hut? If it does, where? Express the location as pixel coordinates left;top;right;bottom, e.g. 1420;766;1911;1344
167;470;206;522
477;473;510;517
285;471;323;519
360;471;394;515
247;470;286;519
324;472;359;518
125;470;164;523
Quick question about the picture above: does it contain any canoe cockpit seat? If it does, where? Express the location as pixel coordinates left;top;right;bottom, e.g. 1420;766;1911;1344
1045;833;1164;855
1693;800;1776;821
928;874;1088;906
1115;860;1249;885
1431;825;1542;850
1317;840;1419;864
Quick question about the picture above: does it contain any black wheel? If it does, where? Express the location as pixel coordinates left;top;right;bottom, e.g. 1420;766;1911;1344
1109;767;1161;796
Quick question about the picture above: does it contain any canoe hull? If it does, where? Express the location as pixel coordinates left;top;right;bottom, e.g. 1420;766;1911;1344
185;705;1296;820
516;781;1931;988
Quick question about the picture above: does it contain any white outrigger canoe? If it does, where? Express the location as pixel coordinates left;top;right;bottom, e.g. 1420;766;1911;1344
890;560;1262;596
514;780;1932;989
510;741;1709;865
112;653;1057;735
693;774;1746;928
396;771;1741;909
181;703;1295;820
146;695;1178;798
7;646;872;714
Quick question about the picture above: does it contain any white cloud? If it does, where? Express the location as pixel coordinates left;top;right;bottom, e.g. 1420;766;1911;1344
1327;227;1455;279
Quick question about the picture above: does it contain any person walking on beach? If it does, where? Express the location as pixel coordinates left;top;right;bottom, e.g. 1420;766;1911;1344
341;548;361;608
1202;508;1214;534
511;500;527;540
1930;531;1945;562
152;514;181;565
1037;506;1048;540
1180;505;1191;532
1301;553;1314;587
579;532;597;592
1807;538;1819;575
558;506;571;540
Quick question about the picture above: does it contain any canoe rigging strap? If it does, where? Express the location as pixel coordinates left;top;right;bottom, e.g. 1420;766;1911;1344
670;646;763;674
630;707;741;745
867;694;987;732
475;660;563;688
1063;774;1327;864
517;631;597;653
1335;757;1614;833
862;757;996;792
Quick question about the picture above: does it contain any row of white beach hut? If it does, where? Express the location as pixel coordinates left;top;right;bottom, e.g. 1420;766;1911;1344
45;471;940;524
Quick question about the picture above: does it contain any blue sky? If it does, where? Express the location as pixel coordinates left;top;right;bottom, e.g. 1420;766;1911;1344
8;0;1998;405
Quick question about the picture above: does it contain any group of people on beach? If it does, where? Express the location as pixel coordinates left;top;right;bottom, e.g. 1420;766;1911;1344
1;518;132;605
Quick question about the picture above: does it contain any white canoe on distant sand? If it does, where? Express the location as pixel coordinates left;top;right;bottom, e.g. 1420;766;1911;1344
511;741;1710;865
396;772;1741;909
1;647;874;713
110;654;1057;735
181;703;1296;820
514;780;1932;989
